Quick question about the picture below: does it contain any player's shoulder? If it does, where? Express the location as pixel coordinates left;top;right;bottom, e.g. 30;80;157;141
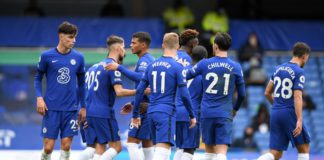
143;53;155;61
227;58;241;67
70;49;84;57
40;48;56;56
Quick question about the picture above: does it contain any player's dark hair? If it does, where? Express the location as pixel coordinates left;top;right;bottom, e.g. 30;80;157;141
214;32;232;51
132;32;151;46
179;29;199;46
191;45;208;63
106;35;124;47
58;21;78;36
292;42;311;58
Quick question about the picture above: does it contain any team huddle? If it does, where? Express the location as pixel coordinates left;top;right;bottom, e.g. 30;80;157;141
35;21;311;160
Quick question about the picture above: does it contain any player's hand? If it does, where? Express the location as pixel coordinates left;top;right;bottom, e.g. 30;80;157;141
131;118;141;128
105;62;119;71
120;102;133;115
232;109;237;118
293;119;303;137
78;108;86;126
36;97;48;116
189;118;197;128
144;87;151;95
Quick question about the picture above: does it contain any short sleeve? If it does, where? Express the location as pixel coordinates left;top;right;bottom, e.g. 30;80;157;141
235;63;245;85
110;70;123;85
293;70;305;90
37;53;47;72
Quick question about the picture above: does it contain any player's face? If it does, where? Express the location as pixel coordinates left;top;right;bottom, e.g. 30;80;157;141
130;38;143;55
60;33;76;49
301;54;309;68
117;43;126;64
189;38;199;54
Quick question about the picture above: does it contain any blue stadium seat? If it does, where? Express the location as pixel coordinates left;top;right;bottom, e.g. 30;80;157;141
254;132;270;151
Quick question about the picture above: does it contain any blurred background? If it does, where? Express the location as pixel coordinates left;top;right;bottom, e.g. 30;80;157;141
0;0;324;159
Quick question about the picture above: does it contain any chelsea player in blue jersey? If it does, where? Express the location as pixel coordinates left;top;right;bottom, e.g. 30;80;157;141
257;42;311;160
105;32;155;160
34;21;85;160
83;35;149;160
174;45;207;160
173;29;200;160
132;33;197;160
175;29;199;66
186;32;246;160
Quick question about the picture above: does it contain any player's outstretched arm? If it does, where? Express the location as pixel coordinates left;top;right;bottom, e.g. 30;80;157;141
113;84;136;97
264;81;274;105
106;62;143;82
293;90;303;137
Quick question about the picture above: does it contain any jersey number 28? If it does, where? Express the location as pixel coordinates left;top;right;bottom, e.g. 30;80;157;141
273;77;293;99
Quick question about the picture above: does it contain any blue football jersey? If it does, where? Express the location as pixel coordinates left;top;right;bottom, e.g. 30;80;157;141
143;56;187;116
271;62;305;109
175;50;192;67
188;57;244;119
85;58;122;118
36;48;85;111
135;53;155;102
176;66;203;121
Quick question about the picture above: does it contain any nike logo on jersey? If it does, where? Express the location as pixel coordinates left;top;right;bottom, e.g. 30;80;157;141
52;60;58;63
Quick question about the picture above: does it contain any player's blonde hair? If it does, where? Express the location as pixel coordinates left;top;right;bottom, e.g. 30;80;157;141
163;32;179;49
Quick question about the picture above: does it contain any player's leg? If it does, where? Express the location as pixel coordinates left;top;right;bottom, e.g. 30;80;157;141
78;121;96;160
173;149;184;160
100;141;122;160
154;143;172;160
205;145;216;160
174;121;184;160
78;145;95;160
201;118;216;160
60;137;73;160
127;113;153;160
93;142;107;160
289;110;311;160
41;111;60;160
176;121;199;160
126;136;144;160
258;150;282;160
142;139;154;160
181;149;195;160
60;111;79;160
258;110;288;160
150;112;175;160
214;117;233;160
296;143;310;160
99;118;122;160
41;138;56;160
